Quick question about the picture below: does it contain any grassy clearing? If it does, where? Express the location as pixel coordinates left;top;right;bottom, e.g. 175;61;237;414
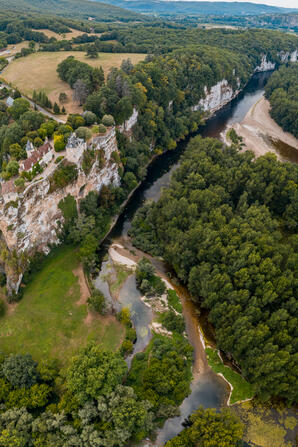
167;289;183;313
233;401;297;447
0;246;124;364
3;51;146;114
37;28;95;41
206;347;254;404
107;264;132;298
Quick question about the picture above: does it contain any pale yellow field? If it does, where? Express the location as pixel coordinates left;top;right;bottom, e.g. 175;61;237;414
3;51;145;114
37;28;96;41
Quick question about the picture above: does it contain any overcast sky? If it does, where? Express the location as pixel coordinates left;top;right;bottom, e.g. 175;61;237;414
189;0;298;8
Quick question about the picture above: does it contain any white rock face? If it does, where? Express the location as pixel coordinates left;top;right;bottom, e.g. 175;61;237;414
290;50;297;62
255;55;276;72
0;130;120;294
191;79;239;113
118;108;138;133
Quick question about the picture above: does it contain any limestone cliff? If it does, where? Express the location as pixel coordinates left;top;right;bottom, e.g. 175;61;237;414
191;50;297;114
0;128;120;295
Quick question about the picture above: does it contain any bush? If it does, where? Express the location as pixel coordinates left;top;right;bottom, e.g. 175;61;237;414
102;114;115;127
120;340;133;356
84;111;97;126
76;126;92;141
126;327;137;343
49;162;78;191
136;258;166;297
54;134;66;152
160;310;185;334
117;308;132;327
34;137;44;147
87;290;106;315
97;124;107;134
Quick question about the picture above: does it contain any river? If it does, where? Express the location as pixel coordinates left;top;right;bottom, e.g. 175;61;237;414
95;71;274;446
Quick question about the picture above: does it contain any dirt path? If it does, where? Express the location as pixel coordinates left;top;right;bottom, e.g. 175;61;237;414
73;265;90;306
225;96;298;160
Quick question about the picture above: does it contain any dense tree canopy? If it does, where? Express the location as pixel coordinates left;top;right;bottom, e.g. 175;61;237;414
265;63;298;138
165;406;244;447
131;136;298;403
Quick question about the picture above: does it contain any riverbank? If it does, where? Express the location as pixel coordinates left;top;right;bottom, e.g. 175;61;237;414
224;96;298;161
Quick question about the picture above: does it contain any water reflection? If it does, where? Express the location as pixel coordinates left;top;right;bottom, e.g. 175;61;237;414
155;374;228;446
118;274;153;367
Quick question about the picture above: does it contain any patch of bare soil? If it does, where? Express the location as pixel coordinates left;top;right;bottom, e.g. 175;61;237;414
73;265;90;306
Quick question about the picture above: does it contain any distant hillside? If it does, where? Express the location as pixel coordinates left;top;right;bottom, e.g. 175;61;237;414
96;0;297;17
0;0;148;22
207;12;298;31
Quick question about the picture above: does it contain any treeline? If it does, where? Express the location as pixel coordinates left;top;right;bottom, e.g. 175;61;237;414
265;63;298;138
130;136;298;403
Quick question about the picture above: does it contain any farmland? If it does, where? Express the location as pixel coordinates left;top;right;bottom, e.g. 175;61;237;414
2;51;146;113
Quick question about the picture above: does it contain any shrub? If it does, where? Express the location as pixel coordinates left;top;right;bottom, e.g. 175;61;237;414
84;111;97;126
54;134;66;152
76;126;92;141
6;160;19;177
14;177;25;191
117;308;132;327
102;114;115;127
34;137;43;147
87;290;106;315
49;162;78;191
160;310;185;334
126;327;137;342
120;340;133;356
136;258;166;297
97;124;106;134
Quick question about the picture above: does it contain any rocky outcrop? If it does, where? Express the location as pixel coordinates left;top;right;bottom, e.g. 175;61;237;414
118;108;138;134
254;55;276;72
0;129;120;295
190;49;297;115
191;79;240;114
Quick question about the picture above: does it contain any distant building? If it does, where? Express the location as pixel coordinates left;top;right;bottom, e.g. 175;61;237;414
20;142;53;172
6;96;14;107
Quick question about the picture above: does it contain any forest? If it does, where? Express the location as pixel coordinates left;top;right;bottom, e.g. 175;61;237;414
0;0;145;23
130;136;298;404
265;63;298;138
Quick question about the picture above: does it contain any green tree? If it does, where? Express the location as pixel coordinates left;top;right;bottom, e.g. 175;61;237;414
66;343;127;404
9;98;30;120
86;44;98;59
166;407;244;447
2;354;37;388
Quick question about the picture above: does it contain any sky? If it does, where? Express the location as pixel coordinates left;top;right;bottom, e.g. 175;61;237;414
190;0;298;8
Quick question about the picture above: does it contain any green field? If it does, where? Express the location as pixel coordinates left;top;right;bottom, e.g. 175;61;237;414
206;347;254;404
0;246;124;364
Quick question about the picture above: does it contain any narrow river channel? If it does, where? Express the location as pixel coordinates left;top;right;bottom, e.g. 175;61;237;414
95;71;276;446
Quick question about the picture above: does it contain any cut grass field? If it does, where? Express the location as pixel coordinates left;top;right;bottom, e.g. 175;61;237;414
206;347;254;404
0;246;124;364
3;51;146;114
